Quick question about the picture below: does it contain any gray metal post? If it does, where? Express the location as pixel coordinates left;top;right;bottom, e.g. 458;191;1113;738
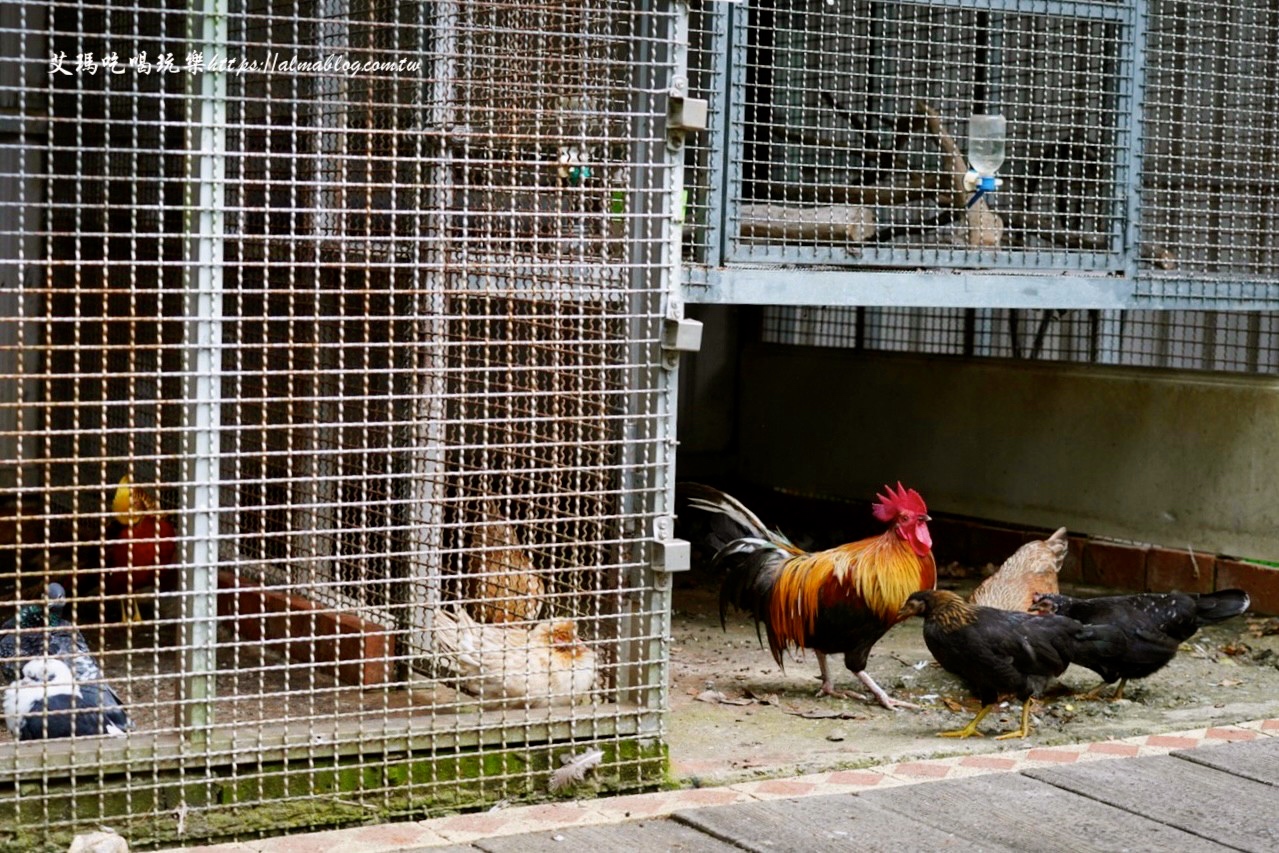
180;0;228;746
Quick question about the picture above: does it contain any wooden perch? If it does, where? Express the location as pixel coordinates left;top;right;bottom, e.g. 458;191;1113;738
1006;211;1177;269
921;102;1002;248
738;203;876;244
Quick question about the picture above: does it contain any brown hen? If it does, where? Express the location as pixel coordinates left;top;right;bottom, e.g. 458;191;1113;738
969;527;1067;612
466;515;543;624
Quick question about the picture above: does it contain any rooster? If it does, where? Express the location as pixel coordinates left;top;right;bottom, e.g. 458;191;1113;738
106;476;177;623
898;589;1126;739
679;482;935;710
970;527;1068;612
431;608;597;708
1029;588;1251;700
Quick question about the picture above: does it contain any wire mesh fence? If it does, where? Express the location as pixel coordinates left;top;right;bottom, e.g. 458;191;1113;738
687;0;1279;302
761;305;1279;374
0;0;678;847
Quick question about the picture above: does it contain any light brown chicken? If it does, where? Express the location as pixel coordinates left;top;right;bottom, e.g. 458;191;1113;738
431;607;597;708
969;527;1068;612
466;515;543;624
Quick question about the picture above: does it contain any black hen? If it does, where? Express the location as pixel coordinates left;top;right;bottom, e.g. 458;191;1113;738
1029;589;1251;700
898;589;1126;739
0;584;132;731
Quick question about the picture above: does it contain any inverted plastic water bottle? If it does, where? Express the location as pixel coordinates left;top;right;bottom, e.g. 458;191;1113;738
968;114;1006;176
966;114;1006;207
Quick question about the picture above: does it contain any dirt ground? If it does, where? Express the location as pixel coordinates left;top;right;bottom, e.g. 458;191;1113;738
667;577;1279;787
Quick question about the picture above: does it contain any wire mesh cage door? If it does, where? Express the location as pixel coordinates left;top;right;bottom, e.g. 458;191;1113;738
0;0;682;847
692;0;1139;272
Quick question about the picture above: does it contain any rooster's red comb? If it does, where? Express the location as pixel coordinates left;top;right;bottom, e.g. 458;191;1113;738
871;482;928;522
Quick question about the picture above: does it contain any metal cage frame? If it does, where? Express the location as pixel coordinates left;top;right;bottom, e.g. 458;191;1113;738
683;0;1279;311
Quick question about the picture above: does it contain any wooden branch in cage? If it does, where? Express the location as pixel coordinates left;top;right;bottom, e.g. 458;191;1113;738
752;172;952;208
920;102;1002;248
1006;211;1177;269
738;203;877;243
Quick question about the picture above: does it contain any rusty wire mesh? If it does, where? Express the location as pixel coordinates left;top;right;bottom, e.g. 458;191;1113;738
0;0;675;847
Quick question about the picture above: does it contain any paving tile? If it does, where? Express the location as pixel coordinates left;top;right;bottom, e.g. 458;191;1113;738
244;822;451;853
957;755;1019;770
822;769;891;788
1139;734;1202;750
427;802;611;844
1084;741;1141;757
882;760;953;779
588;786;753;822
730;778;817;799
1023;747;1085;764
1204;726;1259;741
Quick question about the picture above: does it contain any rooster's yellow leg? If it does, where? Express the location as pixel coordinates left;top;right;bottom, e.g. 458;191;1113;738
1110;679;1128;701
937;703;992;738
123;597;145;624
994;699;1036;740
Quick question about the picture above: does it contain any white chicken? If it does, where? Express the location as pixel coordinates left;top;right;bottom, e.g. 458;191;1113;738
431;608;597;708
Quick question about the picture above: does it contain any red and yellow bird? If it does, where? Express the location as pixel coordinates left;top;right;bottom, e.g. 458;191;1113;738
679;482;936;709
106;475;178;623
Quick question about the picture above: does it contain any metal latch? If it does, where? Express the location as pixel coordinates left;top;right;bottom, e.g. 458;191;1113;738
668;94;709;133
652;537;691;573
662;317;703;354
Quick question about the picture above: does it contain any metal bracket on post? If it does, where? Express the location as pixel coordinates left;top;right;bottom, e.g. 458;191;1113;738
661;316;703;369
666;76;708;151
651;515;691;573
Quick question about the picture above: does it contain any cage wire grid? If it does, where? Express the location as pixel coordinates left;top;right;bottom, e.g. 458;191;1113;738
0;0;680;846
760;305;1279;374
685;0;1279;308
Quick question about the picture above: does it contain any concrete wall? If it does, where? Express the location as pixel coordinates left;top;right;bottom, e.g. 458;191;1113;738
727;341;1279;561
676;305;741;481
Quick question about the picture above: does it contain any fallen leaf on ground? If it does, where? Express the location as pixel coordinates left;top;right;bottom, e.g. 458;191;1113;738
786;708;867;720
1217;678;1243;688
743;688;780;705
695;689;753;706
942;697;965;712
